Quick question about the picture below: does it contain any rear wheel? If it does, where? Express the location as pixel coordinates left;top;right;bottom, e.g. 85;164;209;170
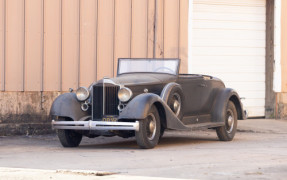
135;105;161;149
216;101;238;141
167;86;184;120
57;117;83;147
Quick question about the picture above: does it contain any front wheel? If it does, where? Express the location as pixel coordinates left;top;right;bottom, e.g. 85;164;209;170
135;105;161;149
216;101;238;141
56;117;83;147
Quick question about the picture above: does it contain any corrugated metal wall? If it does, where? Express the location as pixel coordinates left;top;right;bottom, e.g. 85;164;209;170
0;0;188;92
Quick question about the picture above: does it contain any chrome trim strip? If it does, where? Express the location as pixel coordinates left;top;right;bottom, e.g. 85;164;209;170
52;120;139;131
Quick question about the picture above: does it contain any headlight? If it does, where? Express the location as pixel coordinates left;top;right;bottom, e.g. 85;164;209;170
118;87;133;102
76;87;90;101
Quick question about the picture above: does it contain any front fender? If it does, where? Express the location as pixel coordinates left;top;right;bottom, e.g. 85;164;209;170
211;88;245;123
119;93;189;130
50;93;91;121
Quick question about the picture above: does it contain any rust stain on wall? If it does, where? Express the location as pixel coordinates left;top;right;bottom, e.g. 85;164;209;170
0;92;61;135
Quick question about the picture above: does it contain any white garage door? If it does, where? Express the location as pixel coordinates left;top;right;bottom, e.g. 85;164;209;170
190;0;266;117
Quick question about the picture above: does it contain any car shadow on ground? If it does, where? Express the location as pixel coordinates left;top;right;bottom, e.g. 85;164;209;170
78;135;219;150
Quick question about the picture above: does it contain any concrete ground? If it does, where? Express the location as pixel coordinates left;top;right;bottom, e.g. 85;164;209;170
0;119;287;180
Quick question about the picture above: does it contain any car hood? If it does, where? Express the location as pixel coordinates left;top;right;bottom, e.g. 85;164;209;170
109;73;177;86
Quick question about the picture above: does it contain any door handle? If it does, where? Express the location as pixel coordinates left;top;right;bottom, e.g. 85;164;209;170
199;83;207;87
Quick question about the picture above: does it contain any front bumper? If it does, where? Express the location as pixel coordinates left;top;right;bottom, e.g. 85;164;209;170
52;120;139;131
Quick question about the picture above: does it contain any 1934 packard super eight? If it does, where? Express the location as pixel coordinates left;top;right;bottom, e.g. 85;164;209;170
51;58;246;149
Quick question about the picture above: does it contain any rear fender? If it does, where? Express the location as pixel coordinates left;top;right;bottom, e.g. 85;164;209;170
160;82;182;102
211;88;246;123
119;93;189;130
50;93;91;121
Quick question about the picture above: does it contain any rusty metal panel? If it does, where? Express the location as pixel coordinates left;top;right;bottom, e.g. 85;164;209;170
114;0;131;75
62;0;80;90
164;0;180;58
147;0;155;58
79;0;97;87
0;0;4;91
43;0;62;91
179;0;188;73
25;0;43;91
131;0;148;58
97;0;114;79
155;0;164;58
5;0;24;91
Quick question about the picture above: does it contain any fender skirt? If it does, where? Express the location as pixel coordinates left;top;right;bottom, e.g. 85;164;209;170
50;93;91;121
211;88;246;123
119;93;190;130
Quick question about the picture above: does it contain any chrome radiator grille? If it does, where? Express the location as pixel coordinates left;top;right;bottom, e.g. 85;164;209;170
93;84;120;120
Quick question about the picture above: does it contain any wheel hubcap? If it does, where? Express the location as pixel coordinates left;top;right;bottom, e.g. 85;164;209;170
170;93;181;116
146;113;156;140
227;116;233;126
226;110;234;133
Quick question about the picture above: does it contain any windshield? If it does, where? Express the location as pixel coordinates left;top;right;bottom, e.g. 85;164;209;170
117;59;180;75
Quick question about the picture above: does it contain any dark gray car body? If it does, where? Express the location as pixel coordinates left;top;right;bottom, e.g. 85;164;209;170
51;59;246;137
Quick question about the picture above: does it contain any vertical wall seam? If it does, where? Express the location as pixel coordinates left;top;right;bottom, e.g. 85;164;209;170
23;0;26;91
112;0;115;76
3;0;6;91
41;0;44;91
78;0;80;87
178;0;180;59
95;0;98;80
146;0;148;58
60;0;63;91
153;0;156;58
163;0;164;58
130;0;132;58
265;0;275;117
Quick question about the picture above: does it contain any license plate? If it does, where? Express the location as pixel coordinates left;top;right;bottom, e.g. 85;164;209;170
102;116;118;122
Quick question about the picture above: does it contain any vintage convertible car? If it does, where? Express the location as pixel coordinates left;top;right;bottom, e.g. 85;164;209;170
51;58;246;149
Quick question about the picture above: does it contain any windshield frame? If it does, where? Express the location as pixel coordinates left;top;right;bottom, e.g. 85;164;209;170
117;58;181;76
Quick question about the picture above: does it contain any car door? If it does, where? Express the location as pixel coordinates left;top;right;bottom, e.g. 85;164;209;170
177;75;205;116
197;77;214;115
200;77;226;115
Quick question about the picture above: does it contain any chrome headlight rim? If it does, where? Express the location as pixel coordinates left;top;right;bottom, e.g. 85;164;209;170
76;86;90;101
118;87;133;102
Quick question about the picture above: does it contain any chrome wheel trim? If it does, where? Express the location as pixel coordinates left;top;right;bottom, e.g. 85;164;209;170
171;93;181;117
226;110;234;134
146;113;157;141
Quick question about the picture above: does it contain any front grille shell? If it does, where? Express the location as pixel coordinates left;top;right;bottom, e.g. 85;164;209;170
92;83;120;120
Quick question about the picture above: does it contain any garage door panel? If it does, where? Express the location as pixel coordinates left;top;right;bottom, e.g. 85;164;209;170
208;73;265;82
192;47;265;56
191;0;266;117
194;0;265;6
236;91;265;99
193;12;265;22
196;65;265;73
193;4;265;14
241;98;265;106
193;20;265;31
245;107;265;117
222;82;265;91
192;56;265;66
192;29;265;40
193;39;265;48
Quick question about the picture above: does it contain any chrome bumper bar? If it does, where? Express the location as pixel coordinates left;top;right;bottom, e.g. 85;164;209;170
52;120;139;131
